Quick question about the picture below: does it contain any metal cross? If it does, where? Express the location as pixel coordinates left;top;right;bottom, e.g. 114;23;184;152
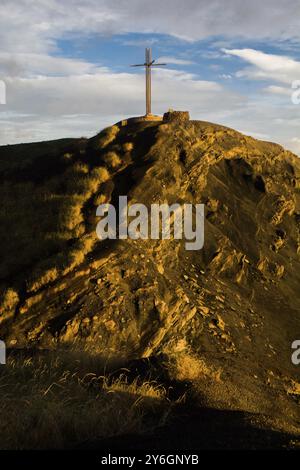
131;48;166;116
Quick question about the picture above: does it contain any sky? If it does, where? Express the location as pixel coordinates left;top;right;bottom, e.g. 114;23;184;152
0;0;300;154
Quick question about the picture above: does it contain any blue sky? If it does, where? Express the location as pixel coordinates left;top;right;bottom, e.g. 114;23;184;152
0;0;300;154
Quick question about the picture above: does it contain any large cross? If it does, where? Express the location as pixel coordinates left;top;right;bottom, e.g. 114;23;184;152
131;48;166;116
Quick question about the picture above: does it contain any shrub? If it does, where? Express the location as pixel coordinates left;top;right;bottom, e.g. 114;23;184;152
61;152;73;162
123;142;134;152
27;267;59;293
167;352;221;383
103;151;121;169
91;166;110;182
71;162;89;174
58;200;84;232
93;193;107;206
0;288;19;322
72;223;86;238
62;235;96;275
97;125;120;149
84;176;101;195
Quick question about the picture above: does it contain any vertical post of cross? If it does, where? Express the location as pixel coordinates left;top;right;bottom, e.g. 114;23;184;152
131;49;166;117
145;48;152;116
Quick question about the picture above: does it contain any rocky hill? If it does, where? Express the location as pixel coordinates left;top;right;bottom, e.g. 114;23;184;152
1;113;300;448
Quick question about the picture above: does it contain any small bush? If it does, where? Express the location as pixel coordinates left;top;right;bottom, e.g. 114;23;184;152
103;151;121;169
0;288;19;321
97;125;120;149
27;267;59;293
71;162;89;174
123;142;134;152
72;223;86;238
91;166;110;182
167;352;221;383
58;200;84;232
93;193;107;206
62;235;96;275
61;152;73;162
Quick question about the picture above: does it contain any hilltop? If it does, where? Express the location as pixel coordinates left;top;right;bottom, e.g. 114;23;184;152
0;113;300;449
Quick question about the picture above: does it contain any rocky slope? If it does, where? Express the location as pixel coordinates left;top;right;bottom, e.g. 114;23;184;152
1;113;300;442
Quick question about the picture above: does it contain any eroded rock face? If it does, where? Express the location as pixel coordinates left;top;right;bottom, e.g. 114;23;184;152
1;118;300;424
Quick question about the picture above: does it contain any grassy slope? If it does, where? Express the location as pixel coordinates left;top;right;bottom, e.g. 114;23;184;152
0;118;300;448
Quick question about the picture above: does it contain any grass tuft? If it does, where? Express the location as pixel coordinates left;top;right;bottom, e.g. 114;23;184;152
0;351;170;449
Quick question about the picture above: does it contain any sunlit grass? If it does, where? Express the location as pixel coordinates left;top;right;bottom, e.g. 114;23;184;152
0;351;170;449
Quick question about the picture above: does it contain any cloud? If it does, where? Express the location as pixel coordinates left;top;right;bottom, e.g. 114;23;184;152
1;0;300;55
156;57;195;65
4;68;227;115
0;66;242;144
223;48;300;84
291;137;300;154
219;74;232;80
0;1;300;155
222;50;300;144
218;98;300;155
0;53;107;78
121;38;159;47
264;85;292;96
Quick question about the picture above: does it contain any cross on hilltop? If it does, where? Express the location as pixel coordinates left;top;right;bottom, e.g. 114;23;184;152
131;48;166;116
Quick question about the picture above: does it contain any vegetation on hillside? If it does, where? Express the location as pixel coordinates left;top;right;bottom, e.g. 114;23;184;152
1;116;300;449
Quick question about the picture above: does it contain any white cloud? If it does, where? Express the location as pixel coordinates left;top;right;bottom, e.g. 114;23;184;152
264;85;292;96
219;74;232;80
224;48;300;84
0;66;242;144
156;56;195;65
0;52;107;78
1;0;300;55
0;1;300;156
291;137;300;154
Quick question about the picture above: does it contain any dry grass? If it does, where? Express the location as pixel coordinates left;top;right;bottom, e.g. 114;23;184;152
0;123;138;315
96;125;120;149
103;151;121;169
0;138;113;298
62;235;96;275
123;142;134;152
93;193;108;206
91;166;110;182
0;351;170;449
0;288;19;323
167;352;222;383
27;267;59;293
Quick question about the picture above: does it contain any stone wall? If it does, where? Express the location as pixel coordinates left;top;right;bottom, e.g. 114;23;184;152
163;110;190;123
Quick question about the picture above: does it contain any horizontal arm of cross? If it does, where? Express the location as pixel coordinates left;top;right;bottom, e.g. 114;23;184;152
130;63;167;67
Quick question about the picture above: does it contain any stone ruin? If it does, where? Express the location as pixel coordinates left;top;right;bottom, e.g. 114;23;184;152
163;110;190;123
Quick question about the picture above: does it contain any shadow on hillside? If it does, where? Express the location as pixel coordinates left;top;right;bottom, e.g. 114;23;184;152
3;348;299;450
81;405;297;451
